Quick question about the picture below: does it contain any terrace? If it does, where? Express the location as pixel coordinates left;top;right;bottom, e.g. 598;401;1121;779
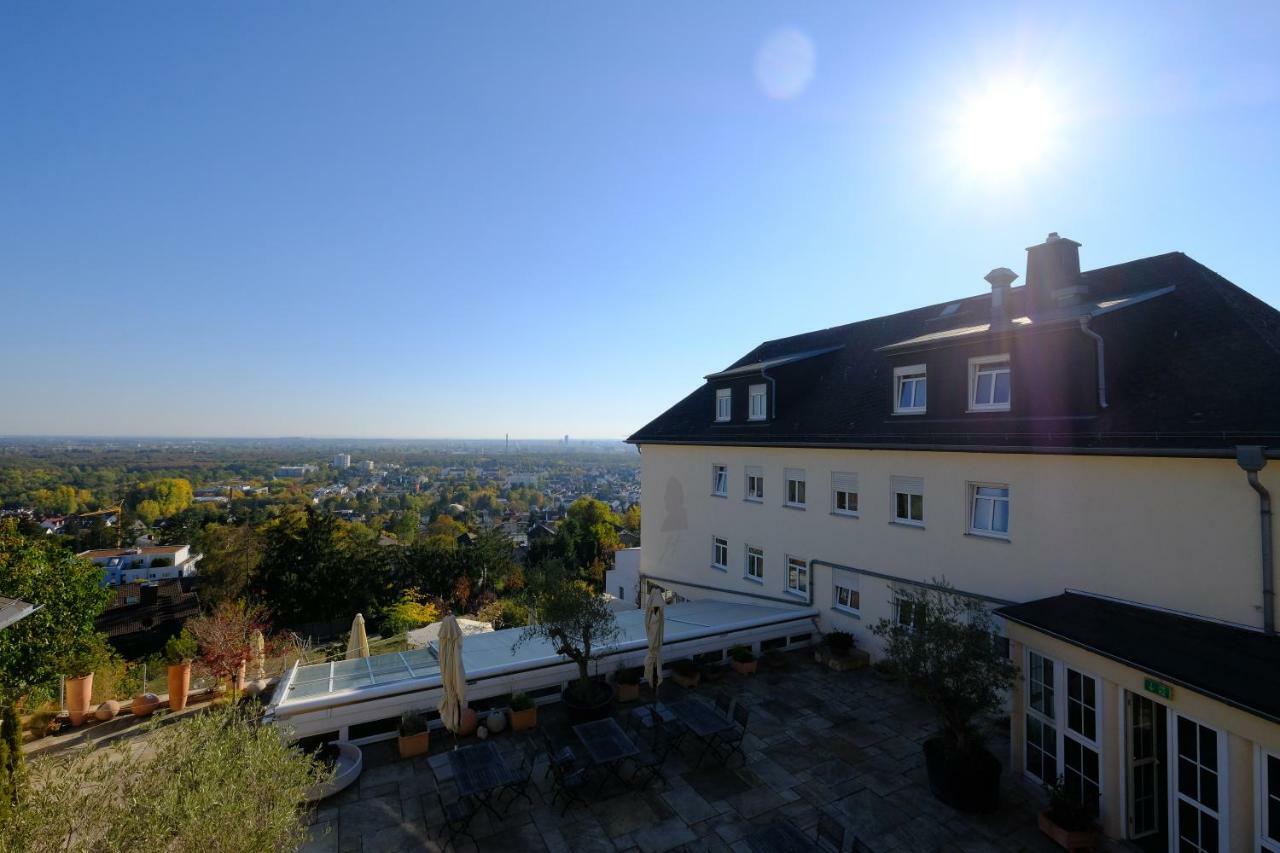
300;648;1059;853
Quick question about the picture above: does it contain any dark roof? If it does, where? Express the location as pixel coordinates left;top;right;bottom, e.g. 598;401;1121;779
997;592;1280;723
95;579;200;640
628;252;1280;456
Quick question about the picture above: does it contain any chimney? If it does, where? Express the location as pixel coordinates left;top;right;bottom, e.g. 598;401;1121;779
1025;232;1084;313
140;583;159;606
985;267;1018;329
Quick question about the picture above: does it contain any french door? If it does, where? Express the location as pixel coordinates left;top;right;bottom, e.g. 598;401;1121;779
1126;693;1165;847
1173;714;1225;853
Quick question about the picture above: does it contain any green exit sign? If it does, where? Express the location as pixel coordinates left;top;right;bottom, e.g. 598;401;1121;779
1144;678;1172;700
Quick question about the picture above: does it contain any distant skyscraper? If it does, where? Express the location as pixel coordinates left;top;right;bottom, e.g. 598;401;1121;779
564;434;569;446
333;453;351;470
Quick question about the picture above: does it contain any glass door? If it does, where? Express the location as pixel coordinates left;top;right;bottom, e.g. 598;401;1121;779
1173;715;1223;853
1126;692;1167;851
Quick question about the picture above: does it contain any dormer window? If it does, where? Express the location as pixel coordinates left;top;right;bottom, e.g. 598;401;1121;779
748;384;767;420
893;365;927;414
715;388;732;422
969;355;1011;411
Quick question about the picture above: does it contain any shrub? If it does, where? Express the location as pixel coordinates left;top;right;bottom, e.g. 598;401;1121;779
1044;775;1100;831
398;711;428;737
474;597;529;630
870;579;1016;755
509;693;535;712
164;630;198;665
729;646;755;663
824;631;855;656
382;589;441;637
0;704;327;852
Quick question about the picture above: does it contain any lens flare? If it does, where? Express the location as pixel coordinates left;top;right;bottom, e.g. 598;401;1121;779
755;28;815;100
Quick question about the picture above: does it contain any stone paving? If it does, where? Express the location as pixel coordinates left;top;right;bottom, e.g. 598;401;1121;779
300;650;1062;853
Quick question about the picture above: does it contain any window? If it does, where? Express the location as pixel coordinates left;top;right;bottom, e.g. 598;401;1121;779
1025;651;1058;785
748;384;767;420
833;575;860;614
745;466;764;502
969;483;1010;538
711;537;728;571
1023;652;1102;812
715;388;731;422
831;472;859;516
711;464;728;497
784;468;806;508
1262;750;1280;852
1063;668;1101;810
893;593;926;631
786;556;808;596
893;364;927;414
1175;715;1223;853
891;476;924;526
969;355;1012;411
745;545;764;581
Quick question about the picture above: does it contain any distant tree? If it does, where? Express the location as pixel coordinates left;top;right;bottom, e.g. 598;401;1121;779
197;523;262;609
380;589;440;636
135;499;163;526
85;516;115;549
426;515;466;539
558;497;622;583
387;511;418;545
620;504;641;536
147;478;194;517
52;485;78;516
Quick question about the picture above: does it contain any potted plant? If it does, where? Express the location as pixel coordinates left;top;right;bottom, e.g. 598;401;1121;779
669;659;700;688
871;580;1016;814
164;629;198;712
1037;776;1100;850
515;560;622;724
62;635;108;726
508;693;537;731
614;666;642;703
821;630;870;671
825;630;855;656
397;711;430;758
729;645;757;675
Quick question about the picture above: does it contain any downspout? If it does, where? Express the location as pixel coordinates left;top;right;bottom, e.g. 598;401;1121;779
1078;318;1109;409
1236;446;1275;634
761;369;777;420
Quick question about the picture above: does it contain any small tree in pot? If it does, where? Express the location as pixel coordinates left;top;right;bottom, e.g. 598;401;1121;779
871;579;1016;813
397;711;430;758
515;560;620;724
164;630;198;712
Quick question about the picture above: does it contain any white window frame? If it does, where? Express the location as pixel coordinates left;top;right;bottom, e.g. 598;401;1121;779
711;464;728;497
893;364;927;414
831;472;859;517
892;592;925;632
968;482;1010;539
745;545;764;582
1173;712;1229;853
832;574;860;615
1022;650;1104;810
745;466;764;502
748;383;767;421
784;468;806;508
1023;649;1059;786
968;354;1012;412
891;475;924;526
1258;746;1280;852
711;536;728;571
715;388;732;422
785;555;808;597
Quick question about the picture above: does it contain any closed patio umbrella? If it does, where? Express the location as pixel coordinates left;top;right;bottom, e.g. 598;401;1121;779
250;629;266;680
345;613;370;660
437;615;466;735
643;589;665;695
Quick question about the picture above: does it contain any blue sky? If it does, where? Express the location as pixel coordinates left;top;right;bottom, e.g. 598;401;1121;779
3;2;1278;438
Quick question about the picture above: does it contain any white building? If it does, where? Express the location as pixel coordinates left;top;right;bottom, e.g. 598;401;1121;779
628;234;1280;851
604;546;641;609
333;453;351;470
276;465;316;478
79;545;202;586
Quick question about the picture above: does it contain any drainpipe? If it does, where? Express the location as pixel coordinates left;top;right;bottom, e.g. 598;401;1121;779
1078;318;1109;409
761;369;777;420
1236;445;1275;635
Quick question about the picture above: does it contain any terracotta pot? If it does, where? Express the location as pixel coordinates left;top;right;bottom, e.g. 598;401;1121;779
509;706;537;732
1037;810;1098;851
94;700;120;722
486;709;507;734
65;674;94;726
397;731;429;758
671;670;700;689
730;658;757;675
131;692;161;718
167;662;192;712
234;660;247;695
616;682;641;703
457;707;478;737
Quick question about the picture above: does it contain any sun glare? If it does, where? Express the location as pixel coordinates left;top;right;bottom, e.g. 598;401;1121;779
950;79;1060;180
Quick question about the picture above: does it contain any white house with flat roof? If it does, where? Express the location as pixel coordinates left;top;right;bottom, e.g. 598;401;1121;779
78;545;201;586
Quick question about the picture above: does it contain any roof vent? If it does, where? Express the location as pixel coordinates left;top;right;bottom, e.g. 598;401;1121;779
985;267;1018;329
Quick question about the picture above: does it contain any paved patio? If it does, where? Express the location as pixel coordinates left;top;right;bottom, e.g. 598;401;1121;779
301;649;1061;853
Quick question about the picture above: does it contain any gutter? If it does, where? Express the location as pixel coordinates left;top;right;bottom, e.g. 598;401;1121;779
1077;318;1109;409
625;437;1280;460
1236;446;1276;635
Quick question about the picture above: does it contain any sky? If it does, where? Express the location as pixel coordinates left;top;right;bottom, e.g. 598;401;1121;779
3;2;1279;439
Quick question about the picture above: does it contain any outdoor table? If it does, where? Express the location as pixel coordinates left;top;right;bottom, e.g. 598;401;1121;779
628;701;678;728
573;717;639;788
668;698;736;765
742;819;811;853
446;742;509;817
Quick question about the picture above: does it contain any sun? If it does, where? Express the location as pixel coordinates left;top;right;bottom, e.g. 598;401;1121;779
949;79;1060;180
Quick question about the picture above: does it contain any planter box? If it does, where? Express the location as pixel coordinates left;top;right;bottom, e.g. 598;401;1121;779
457;708;478;737
509;707;537;732
397;731;429;759
826;649;870;672
671;671;700;689
730;658;757;675
616;682;641;703
1037;811;1098;852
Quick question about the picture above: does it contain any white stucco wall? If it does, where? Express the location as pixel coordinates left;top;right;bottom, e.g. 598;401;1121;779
637;444;1277;642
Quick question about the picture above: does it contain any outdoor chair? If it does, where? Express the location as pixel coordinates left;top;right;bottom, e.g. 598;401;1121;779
549;767;591;816
541;732;577;779
434;792;477;850
500;742;536;806
629;720;678;788
714;692;732;717
712;703;750;765
816;809;847;852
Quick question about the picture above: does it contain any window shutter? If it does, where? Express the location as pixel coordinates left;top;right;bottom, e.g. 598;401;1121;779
745;465;762;479
891;475;923;495
784;468;804;483
831;472;858;493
